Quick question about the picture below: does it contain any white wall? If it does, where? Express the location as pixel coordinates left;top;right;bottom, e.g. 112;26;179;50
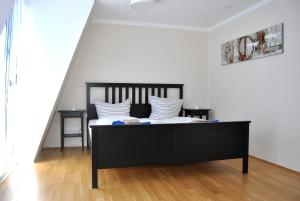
43;0;300;173
0;0;15;33
208;0;300;171
44;23;208;147
11;0;94;162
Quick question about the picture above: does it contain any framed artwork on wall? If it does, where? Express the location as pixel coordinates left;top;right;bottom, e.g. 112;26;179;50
221;23;283;65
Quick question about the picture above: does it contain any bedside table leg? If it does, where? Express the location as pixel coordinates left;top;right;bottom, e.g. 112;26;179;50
61;116;64;152
82;137;84;151
81;115;84;151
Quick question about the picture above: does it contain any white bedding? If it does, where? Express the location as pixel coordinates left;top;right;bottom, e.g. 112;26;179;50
88;116;207;138
88;116;207;127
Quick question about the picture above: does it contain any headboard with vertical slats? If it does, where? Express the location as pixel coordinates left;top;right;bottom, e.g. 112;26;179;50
86;82;184;121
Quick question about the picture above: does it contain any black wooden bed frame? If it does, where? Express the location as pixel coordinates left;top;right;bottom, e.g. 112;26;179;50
86;82;250;188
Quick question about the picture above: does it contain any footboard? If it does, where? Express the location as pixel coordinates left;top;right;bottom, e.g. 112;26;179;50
91;121;250;188
176;122;249;164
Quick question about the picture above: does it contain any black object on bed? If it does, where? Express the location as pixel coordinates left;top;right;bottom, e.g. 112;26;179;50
86;82;250;188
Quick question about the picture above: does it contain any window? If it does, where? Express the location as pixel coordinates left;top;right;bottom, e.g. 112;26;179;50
0;0;20;183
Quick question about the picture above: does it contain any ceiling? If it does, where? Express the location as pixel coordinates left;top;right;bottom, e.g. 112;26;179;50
92;0;271;31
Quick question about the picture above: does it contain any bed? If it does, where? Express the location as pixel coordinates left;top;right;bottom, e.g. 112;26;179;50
86;82;250;188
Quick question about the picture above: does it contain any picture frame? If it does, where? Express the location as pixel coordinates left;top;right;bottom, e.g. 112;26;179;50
221;23;283;65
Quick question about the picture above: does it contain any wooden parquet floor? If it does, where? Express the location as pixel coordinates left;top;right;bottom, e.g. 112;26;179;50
0;148;300;201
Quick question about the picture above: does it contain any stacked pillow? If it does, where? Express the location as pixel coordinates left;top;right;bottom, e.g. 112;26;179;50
149;96;183;120
95;99;130;118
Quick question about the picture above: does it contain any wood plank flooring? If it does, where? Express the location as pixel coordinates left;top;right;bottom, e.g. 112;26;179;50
0;148;300;201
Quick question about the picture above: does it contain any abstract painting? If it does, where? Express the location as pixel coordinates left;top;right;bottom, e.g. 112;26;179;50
221;23;283;65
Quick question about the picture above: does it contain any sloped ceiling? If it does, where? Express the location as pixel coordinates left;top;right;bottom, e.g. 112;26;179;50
9;0;95;162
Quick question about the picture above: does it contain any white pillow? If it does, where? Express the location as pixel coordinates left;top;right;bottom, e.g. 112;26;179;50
95;99;130;118
149;96;183;120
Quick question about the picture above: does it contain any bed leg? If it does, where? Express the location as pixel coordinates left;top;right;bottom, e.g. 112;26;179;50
92;168;98;188
243;124;249;174
243;156;248;174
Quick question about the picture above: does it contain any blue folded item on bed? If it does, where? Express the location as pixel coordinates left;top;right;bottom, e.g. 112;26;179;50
112;121;125;125
112;121;151;125
142;122;151;125
209;120;219;123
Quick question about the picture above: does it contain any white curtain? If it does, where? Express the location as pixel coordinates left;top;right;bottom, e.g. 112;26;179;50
0;23;7;182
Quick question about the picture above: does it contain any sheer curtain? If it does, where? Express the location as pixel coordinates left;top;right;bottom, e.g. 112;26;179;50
0;0;20;183
0;22;8;182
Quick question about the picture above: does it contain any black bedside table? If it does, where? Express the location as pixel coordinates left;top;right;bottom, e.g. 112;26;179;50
58;110;86;152
184;108;211;120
